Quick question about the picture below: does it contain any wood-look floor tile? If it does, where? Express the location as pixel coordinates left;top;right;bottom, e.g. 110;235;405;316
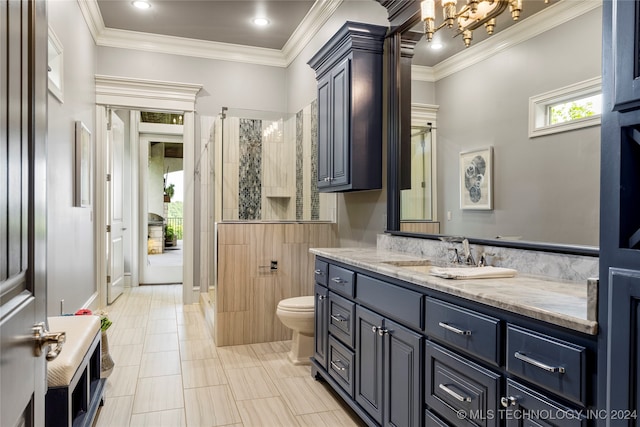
105;365;140;397
94;395;133;427
113;314;149;329
132;375;184;413
177;323;210;341
236;397;299;427
217;344;261;369
183;385;242;426
109;327;146;346
276;376;341;415
139;350;181;378
129;408;186;427
181;358;227;388
260;352;311;379
250;340;291;355
146;318;178;334
143;332;179;353
179;338;218;360
297;410;366;427
226;366;280;401
109;344;143;367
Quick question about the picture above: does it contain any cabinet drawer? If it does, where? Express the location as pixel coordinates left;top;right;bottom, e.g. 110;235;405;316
506;325;587;405
328;265;355;297
504;379;586;427
424;410;449;427
425;341;500;427
328;292;355;348
356;274;422;330
328;336;355;398
425;297;501;366
314;260;328;286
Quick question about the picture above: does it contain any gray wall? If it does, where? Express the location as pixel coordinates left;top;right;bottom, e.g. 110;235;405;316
97;48;288;117
285;1;390;247
48;0;98;314
432;8;601;246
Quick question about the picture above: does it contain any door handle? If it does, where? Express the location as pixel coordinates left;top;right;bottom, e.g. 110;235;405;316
33;322;66;361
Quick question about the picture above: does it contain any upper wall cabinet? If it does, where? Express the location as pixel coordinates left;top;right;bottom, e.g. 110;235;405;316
308;22;387;192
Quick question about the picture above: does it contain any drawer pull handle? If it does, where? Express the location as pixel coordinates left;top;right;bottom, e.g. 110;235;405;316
514;352;566;374
314;269;324;275
331;314;347;323
439;384;472;402
331;277;345;284
330;360;346;371
438;322;472;336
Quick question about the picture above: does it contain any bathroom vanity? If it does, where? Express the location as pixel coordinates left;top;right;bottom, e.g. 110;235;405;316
310;247;598;427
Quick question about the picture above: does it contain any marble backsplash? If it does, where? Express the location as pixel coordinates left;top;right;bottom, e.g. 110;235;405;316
377;234;599;283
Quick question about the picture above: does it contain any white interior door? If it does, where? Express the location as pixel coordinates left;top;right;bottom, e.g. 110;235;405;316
1;1;48;426
107;111;125;303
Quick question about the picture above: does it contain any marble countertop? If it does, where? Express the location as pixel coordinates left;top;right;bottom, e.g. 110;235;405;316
310;247;598;335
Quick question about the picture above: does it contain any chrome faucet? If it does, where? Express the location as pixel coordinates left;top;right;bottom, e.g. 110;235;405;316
461;239;475;266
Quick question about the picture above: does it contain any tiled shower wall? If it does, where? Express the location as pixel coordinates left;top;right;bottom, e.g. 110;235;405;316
221;103;331;221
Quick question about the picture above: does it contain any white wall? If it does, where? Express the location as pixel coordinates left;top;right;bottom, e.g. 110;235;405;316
47;0;98;314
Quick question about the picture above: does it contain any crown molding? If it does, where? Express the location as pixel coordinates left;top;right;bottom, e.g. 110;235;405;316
412;65;435;82
79;0;342;68
282;0;344;64
433;0;602;81
95;74;202;111
411;0;601;83
411;102;439;125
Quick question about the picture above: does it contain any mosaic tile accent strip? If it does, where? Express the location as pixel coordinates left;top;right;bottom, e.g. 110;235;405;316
296;111;303;220
238;119;262;220
310;99;320;220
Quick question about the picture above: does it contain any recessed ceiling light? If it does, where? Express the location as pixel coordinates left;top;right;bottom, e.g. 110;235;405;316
132;1;151;10
430;43;443;50
252;17;270;26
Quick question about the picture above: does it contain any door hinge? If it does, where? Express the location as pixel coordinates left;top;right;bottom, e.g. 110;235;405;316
106;225;111;233
106;108;112;131
106;173;111;182
106;275;111;284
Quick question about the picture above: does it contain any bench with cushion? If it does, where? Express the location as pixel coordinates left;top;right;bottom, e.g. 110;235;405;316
45;315;106;427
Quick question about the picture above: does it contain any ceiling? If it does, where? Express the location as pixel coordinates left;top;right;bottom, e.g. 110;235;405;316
96;0;316;50
92;0;568;68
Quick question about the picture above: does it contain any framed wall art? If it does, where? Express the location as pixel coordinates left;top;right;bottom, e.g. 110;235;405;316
459;146;493;210
75;121;92;207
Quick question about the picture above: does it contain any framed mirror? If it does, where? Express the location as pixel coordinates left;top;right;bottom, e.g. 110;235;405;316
381;0;601;256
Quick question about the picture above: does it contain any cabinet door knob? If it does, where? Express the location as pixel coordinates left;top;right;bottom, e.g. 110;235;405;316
501;396;518;408
318;295;326;301
377;327;388;336
371;325;378;334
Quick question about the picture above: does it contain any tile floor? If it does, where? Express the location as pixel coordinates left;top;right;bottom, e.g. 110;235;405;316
94;285;365;427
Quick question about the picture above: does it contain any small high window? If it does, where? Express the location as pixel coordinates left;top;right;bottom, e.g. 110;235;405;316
529;77;601;138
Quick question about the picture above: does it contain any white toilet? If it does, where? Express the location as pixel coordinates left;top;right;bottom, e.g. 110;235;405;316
276;296;315;365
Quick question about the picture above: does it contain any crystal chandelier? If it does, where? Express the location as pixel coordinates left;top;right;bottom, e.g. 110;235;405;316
421;0;548;48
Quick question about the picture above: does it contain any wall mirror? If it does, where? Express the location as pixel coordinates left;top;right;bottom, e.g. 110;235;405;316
382;0;601;254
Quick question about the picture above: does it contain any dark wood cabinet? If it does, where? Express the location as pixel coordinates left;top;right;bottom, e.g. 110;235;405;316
311;257;597;427
600;2;640;424
314;283;329;369
308;21;386;192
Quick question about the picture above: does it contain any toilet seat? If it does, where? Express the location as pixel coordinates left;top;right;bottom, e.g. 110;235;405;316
277;296;314;312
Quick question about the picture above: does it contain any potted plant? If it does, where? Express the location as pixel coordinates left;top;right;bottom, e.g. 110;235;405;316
165;224;177;247
164;183;175;202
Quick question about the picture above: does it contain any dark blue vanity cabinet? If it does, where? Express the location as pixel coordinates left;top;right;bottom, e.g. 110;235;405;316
311;257;598;427
307;22;386;193
600;1;640;424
